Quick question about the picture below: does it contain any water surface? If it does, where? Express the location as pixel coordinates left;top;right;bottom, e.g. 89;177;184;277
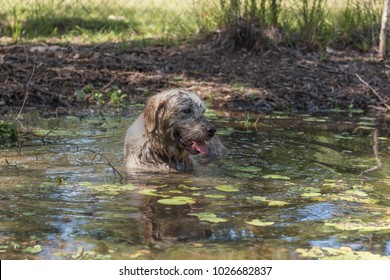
0;111;389;259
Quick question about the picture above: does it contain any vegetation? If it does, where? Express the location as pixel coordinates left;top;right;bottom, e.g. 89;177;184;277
0;0;387;51
0;121;17;141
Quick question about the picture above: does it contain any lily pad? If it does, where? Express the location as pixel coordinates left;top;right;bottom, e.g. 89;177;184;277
268;200;289;207
138;189;166;197
178;184;201;191
81;182;136;194
21;245;43;254
301;192;322;197
205;194;226;199
263;174;291;180
251;196;268;202
169;190;183;194
188;212;227;223
246;219;274;227
157;196;196;205
215;185;239;192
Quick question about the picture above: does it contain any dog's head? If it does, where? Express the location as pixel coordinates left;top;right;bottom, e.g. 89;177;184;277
144;89;216;158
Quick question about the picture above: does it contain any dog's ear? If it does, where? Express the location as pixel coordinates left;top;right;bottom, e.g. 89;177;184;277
144;95;166;133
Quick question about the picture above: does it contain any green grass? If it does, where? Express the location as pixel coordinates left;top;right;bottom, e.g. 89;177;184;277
0;0;214;45
0;0;385;51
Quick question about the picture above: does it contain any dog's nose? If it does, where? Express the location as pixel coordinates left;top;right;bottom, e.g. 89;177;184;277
206;125;217;137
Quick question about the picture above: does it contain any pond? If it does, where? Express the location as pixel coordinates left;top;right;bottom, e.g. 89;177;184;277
0;110;389;260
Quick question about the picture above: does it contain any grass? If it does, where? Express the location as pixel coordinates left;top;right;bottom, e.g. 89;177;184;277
0;0;386;51
0;0;212;45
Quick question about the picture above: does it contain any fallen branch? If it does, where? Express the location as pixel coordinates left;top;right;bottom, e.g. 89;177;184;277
355;73;390;111
84;149;124;183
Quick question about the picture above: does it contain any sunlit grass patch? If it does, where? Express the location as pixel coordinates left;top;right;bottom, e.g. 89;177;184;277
0;0;215;44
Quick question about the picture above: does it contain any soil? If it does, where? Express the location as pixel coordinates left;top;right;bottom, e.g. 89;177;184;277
0;42;389;117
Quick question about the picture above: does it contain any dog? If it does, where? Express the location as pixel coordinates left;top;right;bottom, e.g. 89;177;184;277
124;89;225;171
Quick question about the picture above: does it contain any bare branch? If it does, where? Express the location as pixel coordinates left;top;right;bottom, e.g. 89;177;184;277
17;56;37;119
355;74;390;111
84;149;124;183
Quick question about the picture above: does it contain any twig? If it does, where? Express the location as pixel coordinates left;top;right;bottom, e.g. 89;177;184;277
359;128;382;176
102;75;117;92
17;56;37;119
355;73;390;111
84;149;124;183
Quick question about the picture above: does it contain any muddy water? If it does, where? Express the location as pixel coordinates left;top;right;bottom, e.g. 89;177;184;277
0;111;389;260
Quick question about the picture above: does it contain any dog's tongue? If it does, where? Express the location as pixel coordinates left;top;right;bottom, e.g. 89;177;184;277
191;141;208;155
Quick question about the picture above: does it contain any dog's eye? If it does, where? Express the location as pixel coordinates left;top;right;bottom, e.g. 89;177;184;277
183;108;191;114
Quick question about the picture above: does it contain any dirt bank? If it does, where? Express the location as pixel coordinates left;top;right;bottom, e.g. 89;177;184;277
0;43;389;116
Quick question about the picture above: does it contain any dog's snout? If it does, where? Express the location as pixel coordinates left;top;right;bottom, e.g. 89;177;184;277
206;125;217;137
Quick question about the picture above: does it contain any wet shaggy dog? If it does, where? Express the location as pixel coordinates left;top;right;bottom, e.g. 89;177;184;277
124;89;225;171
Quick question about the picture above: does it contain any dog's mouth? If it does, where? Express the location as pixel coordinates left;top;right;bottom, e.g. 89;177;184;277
174;132;209;155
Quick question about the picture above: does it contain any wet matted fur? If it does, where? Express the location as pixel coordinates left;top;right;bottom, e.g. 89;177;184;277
124;89;225;171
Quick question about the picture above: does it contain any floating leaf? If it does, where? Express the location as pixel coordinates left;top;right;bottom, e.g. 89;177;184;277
334;134;354;140
202;217;228;223
268;200;289;207
205;194;226;199
22;212;35;216
169;190;183;194
251;196;268;202
21;245;43;254
215;185;239;192
138;189;166;197
301;192;322;197
344;189;368;197
303;117;327;123
178;184;201;191
56;177;66;185
157;196;195;205
81;182;136;194
237;166;262;173
263;174;291;180
129;249;151;259
246;219;274;227
189;212;227;223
